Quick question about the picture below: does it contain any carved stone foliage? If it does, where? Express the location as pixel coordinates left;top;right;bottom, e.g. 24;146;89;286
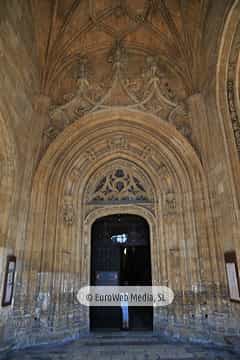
227;80;240;157
87;164;154;204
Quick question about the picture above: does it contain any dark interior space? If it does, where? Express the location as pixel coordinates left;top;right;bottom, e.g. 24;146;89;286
90;214;153;331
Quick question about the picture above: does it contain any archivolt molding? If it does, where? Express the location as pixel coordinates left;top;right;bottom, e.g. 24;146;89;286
29;109;209;250
36;109;202;181
23;108;223;334
29;110;209;242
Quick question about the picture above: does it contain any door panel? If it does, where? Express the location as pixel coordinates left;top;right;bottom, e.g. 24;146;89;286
90;214;153;331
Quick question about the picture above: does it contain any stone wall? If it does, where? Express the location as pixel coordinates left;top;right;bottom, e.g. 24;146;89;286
0;0;239;353
0;0;40;353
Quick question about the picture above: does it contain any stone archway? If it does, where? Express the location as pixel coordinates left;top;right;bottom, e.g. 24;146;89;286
21;109;220;344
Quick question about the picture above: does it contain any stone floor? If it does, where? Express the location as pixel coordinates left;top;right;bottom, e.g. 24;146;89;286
5;334;240;360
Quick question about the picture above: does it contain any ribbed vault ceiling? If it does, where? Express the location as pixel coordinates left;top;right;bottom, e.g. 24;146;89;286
31;0;233;101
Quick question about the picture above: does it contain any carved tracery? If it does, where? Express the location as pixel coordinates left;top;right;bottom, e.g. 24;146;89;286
49;43;178;129
87;165;154;204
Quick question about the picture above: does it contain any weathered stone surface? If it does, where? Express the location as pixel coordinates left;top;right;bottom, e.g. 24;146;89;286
0;0;240;355
5;335;240;360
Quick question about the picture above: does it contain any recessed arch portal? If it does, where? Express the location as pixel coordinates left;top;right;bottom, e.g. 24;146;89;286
25;109;220;336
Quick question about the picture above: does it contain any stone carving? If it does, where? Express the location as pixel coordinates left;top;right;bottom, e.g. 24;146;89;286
142;56;176;103
43;125;60;141
86;149;97;162
63;197;75;225
47;42;181;140
142;145;153;160
227;21;240;159
125;0;153;24
227;80;240;157
90;0;154;24
88;167;153;203
107;135;128;152
164;191;177;215
169;103;192;142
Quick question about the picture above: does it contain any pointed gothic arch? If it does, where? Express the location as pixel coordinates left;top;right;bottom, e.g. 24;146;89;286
24;109;220;336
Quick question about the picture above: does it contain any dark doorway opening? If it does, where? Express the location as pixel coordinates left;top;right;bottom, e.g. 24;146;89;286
90;214;153;331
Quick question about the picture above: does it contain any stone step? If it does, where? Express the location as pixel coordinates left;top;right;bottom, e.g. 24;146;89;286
7;338;240;360
78;332;162;346
82;337;161;346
